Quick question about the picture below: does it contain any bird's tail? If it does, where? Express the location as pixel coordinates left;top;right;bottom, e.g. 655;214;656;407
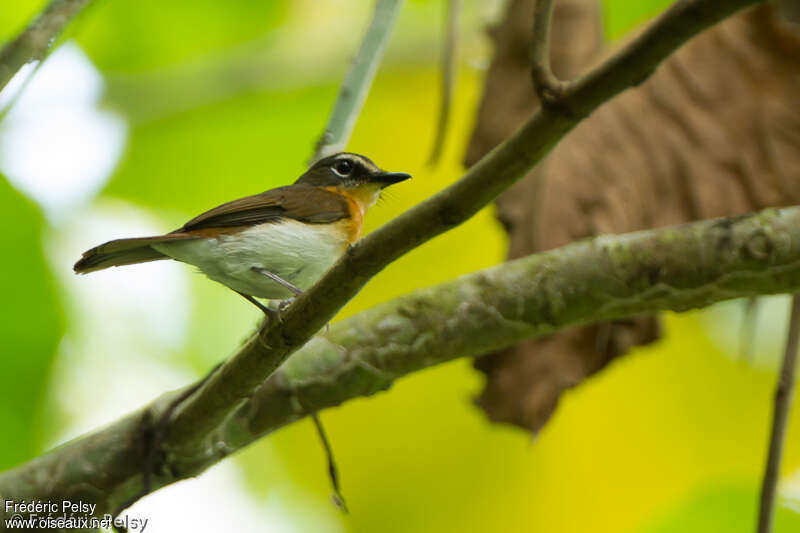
73;236;178;274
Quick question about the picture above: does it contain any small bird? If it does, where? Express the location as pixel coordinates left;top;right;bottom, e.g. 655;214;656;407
74;152;411;318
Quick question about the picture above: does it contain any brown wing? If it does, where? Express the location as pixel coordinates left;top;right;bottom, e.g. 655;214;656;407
175;184;350;232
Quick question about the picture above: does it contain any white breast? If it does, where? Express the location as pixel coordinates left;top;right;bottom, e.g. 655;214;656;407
152;220;349;299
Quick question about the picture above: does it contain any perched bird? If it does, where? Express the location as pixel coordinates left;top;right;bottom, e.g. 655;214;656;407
74;152;411;318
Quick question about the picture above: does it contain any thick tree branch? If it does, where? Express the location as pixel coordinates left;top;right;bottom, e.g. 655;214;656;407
0;0;90;91
311;0;405;162
3;205;800;517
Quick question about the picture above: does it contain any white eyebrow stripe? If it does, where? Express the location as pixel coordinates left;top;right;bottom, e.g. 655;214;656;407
333;153;380;173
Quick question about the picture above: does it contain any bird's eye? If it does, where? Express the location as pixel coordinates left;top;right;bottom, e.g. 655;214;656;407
333;160;353;176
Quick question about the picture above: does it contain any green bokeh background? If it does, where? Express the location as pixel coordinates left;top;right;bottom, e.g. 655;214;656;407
2;1;799;532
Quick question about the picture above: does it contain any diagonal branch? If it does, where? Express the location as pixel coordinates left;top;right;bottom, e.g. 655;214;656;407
164;0;762;462
311;0;405;162
3;205;800;516
0;0;91;92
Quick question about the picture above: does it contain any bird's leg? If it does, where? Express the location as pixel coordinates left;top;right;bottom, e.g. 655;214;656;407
251;266;304;296
249;267;330;333
234;290;281;324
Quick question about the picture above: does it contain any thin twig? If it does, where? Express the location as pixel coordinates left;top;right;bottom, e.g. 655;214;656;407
310;413;348;512
427;0;461;165
757;295;800;533
311;0;405;163
0;0;91;92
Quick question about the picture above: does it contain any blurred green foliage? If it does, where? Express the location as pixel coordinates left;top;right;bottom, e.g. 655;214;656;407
640;483;800;533
105;86;332;216
604;0;674;39
1;0;799;532
0;0;46;43
78;0;286;72
0;175;62;470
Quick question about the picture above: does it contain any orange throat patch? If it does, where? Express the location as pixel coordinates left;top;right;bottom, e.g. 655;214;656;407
325;184;381;244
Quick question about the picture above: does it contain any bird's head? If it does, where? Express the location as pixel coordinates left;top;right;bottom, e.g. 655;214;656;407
295;152;411;212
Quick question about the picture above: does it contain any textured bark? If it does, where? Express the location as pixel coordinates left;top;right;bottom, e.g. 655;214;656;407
4;206;800;520
465;2;800;432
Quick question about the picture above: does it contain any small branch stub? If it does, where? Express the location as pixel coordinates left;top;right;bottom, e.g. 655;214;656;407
530;0;569;105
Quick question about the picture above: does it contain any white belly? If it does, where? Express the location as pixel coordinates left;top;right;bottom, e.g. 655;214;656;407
152;220;349;299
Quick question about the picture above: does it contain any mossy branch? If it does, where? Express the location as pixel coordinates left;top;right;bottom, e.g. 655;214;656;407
3;206;800;516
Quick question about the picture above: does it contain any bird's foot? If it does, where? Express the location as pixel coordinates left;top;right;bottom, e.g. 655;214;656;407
278;297;329;334
263;306;282;327
278;297;296;312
